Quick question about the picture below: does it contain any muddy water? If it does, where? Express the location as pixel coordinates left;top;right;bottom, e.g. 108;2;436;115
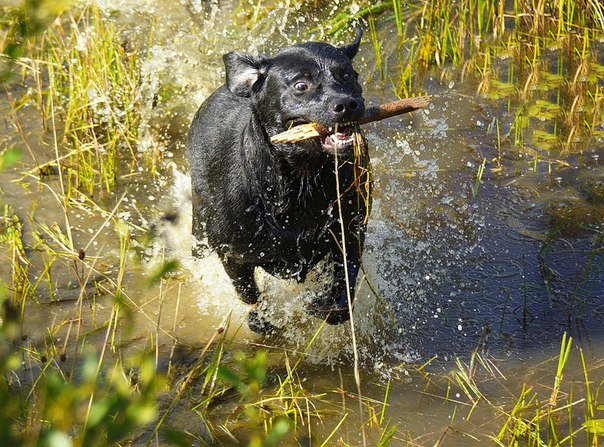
1;0;603;444
114;0;603;359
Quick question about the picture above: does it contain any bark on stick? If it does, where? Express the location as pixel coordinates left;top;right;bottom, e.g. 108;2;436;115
270;96;431;144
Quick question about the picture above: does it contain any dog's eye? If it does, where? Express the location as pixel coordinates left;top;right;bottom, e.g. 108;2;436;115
342;73;351;82
294;82;308;92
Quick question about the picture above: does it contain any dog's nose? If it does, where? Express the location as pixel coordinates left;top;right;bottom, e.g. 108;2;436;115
331;98;362;118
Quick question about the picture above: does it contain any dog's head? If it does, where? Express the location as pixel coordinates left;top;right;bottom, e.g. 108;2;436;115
223;28;365;156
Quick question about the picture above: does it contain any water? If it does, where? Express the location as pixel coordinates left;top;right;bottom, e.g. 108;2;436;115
1;0;603;444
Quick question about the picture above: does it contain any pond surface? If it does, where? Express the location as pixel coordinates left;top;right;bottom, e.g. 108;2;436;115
1;0;603;445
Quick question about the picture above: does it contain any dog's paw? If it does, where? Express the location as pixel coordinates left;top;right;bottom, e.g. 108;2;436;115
246;301;280;335
305;304;352;325
304;291;353;325
238;287;261;305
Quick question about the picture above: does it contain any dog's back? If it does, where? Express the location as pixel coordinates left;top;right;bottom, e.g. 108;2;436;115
188;86;253;249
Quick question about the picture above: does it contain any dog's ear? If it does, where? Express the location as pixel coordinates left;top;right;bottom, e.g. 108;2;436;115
339;25;362;60
223;52;268;97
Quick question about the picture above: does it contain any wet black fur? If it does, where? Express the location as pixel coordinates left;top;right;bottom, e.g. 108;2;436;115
187;28;370;326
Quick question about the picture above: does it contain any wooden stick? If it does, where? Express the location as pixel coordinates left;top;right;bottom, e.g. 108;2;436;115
270;96;431;144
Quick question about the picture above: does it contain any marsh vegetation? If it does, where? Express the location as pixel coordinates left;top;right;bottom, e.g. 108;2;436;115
0;0;603;445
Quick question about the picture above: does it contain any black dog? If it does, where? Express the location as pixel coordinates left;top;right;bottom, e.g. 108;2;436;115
187;28;371;331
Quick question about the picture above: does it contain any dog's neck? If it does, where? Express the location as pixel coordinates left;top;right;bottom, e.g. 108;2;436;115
241;114;332;222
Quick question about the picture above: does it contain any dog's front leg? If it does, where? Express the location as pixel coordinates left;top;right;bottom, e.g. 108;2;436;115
221;257;260;305
327;232;363;324
304;224;363;325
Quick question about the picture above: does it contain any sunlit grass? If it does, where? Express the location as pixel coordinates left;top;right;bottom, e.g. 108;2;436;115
8;4;159;198
408;0;603;155
320;0;603;157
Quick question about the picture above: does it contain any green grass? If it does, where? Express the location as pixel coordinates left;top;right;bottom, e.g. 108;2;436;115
409;0;604;155
8;4;160;198
488;334;604;446
471;157;487;198
322;0;603;156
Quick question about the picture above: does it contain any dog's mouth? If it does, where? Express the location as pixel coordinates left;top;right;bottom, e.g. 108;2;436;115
321;122;358;153
285;120;359;154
